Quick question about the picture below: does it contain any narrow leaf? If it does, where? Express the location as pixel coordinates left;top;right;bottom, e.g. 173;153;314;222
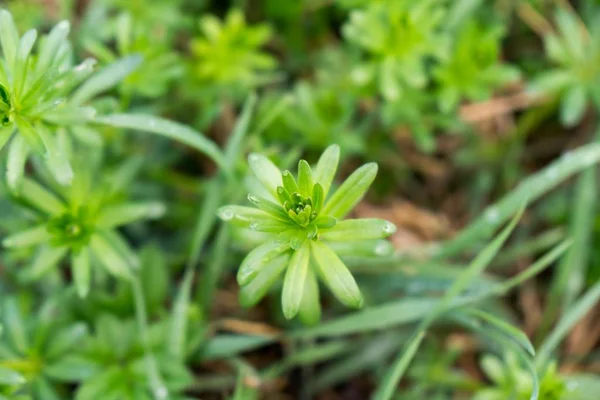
96;113;227;171
323;163;378;219
71;55;142;105
282;243;310;319
311;241;363;308
320;219;396;242
313;144;340;198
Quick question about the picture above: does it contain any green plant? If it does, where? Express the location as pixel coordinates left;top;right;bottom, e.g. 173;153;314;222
2;157;164;297
83;12;183;100
74;315;192;400
434;21;520;113
218;145;396;323
190;9;277;99
0;296;88;400
342;0;448;102
530;8;600;126
0;11;138;189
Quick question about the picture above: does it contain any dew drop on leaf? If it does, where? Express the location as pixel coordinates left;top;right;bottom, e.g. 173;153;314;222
218;207;234;221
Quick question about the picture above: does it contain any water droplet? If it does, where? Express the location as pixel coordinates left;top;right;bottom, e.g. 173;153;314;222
566;381;579;391
427;244;440;257
485;208;500;224
247;195;259;204
249;222;259;231
218;207;234;221
561;151;574;163
583;152;596;166
155;387;169;399
545;167;558;180
149;203;166;218
382;222;397;235
374;241;392;256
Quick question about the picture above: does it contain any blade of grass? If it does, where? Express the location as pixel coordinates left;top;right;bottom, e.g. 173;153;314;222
96;113;227;172
373;207;523;400
168;95;256;360
411;142;600;259
538;157;596;340
535;281;600;369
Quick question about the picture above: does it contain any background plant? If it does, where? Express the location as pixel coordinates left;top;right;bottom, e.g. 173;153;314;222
0;0;599;399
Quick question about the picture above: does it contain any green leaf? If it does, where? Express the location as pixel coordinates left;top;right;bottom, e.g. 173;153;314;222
19;178;67;215
322;162;378;219
14;29;37;98
90;233;134;281
560;85;587;127
96;202;166;228
96;113;227;171
72;248;91;297
246;195;289;221
218;205;280;227
0;10;20;68
247;153;282;200
311;241;363;309
373;208;523;400
36;124;73;185
3;225;51;248
6;135;30;192
0;124;14;152
34;20;70;76
0;365;25;386
46;323;88;359
224;93;257;168
238;240;290;285
465;309;535;356
536;280;600;368
1;297;29;354
297;160;314;197
45;355;98;382
298;267;321;326
282;243;310;319
22;245;68;281
42;106;97;125
71;55;142;105
239;253;290;308
320;218;396;241
313;145;340;199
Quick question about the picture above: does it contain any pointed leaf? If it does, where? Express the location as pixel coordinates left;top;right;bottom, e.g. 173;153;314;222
297;160;313;197
19;178;67;215
72;248;91;297
298;267;321;326
311;241;363;308
282;243;310;319
248;153;282;200
6;135;30;193
21;245;68;281
71;55;142;105
90;233;134;281
238;241;290;285
0;10;20;68
323;163;377;219
320;218;396;241
314;144;340;198
35;20;70;76
96;202;165;228
36;124;73;185
3;225;51;248
239;253;290;308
